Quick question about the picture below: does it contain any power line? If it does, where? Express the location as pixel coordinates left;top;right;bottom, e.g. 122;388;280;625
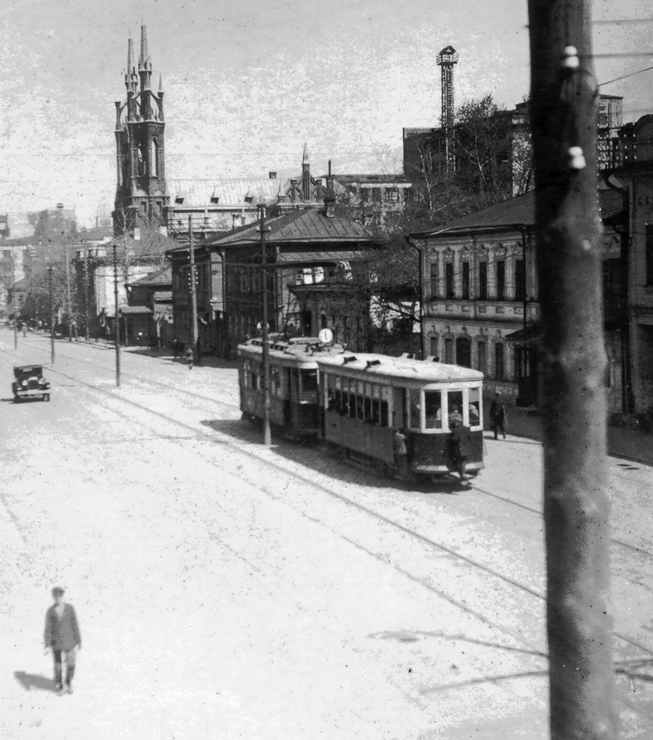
600;64;653;87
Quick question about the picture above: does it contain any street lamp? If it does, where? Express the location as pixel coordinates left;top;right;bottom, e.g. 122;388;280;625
48;265;55;364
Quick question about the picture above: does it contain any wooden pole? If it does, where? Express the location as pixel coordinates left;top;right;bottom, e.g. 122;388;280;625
188;215;199;362
112;244;121;387
528;2;616;737
258;204;271;447
48;266;55;364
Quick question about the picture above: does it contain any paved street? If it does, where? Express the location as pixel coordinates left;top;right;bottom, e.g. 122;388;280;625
1;328;652;739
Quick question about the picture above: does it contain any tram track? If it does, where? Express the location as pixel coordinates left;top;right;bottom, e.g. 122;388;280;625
3;340;653;666
12;335;653;563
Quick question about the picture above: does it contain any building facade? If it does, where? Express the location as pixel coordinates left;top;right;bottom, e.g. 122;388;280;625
411;189;627;412
168;196;380;358
610;114;653;415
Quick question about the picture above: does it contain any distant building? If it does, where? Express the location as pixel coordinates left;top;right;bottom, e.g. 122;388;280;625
325;173;412;231
167;190;381;358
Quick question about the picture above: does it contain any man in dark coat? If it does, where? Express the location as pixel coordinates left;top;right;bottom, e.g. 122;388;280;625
449;417;473;481
489;392;507;439
44;587;81;695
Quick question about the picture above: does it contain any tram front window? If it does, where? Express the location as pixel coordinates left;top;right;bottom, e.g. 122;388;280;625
409;389;421;430
448;390;463;427
469;387;481;427
425;391;442;429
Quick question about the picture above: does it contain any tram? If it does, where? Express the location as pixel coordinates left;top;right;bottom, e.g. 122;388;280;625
238;337;484;480
237;335;344;438
316;352;484;479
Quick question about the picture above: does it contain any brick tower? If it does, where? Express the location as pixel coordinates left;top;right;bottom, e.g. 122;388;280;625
113;26;168;235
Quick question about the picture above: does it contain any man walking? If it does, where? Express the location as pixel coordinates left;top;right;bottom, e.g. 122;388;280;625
489;392;508;440
44;587;81;695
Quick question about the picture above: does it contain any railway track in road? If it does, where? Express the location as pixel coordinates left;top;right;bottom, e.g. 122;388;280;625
3;339;653;674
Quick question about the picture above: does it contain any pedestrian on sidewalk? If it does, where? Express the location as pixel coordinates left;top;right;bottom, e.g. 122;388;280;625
489;392;507;440
184;345;194;370
43;587;81;695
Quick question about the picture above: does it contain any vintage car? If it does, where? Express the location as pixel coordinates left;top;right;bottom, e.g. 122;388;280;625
12;365;51;402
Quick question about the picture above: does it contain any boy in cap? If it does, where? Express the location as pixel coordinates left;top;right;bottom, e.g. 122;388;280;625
44;587;81;695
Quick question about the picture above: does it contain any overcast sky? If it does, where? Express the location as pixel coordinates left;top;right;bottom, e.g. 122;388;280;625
1;0;651;226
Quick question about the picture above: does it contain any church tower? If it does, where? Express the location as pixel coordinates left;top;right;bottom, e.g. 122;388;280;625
113;25;168;235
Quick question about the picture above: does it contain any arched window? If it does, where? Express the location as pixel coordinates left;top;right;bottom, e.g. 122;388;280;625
151;139;159;177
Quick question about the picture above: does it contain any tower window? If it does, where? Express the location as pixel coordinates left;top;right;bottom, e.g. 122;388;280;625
175;196;184;204
210;195;220;204
151;139;159;177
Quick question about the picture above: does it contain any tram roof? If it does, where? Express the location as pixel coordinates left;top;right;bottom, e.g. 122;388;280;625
315;353;484;383
237;337;345;365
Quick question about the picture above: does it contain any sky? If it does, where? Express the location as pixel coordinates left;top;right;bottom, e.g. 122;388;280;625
1;0;652;227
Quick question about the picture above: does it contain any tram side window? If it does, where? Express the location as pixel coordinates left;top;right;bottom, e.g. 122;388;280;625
364;397;372;423
301;369;318;393
271;367;280;397
371;399;380;425
409;389;422;430
425;391;442;429
326;375;338;410
348;392;356;419
380;400;388;426
250;371;259;390
448;390;463;426
469;387;481;427
356;395;365;421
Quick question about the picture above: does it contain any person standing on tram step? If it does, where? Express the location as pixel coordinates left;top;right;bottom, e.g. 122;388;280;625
449;415;472;480
489;392;507;439
393;427;409;480
43;587;81;695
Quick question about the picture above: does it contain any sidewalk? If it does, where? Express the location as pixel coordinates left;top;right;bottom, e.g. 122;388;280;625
487;398;653;467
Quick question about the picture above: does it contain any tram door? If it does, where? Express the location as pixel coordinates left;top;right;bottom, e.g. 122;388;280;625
392;387;406;429
283;368;292;426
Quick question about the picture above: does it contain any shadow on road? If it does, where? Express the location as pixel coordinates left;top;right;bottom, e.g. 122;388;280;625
14;671;56;692
199;418;471;495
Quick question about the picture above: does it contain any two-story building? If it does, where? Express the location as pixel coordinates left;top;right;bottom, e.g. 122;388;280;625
609;114;653;415
410;188;627;411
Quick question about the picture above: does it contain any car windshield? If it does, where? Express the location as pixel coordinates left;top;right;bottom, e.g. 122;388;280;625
14;366;42;379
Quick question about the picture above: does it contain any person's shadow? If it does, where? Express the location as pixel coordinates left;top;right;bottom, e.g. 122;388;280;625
14;671;57;692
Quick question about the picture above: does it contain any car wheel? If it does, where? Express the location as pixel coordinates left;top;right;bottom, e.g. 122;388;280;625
45;394;50;402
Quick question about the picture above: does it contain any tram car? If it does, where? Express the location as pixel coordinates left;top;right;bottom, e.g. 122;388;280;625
316;353;484;479
238;337;485;480
238;335;344;438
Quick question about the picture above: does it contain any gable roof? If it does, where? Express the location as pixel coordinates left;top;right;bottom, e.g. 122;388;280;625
128;265;171;287
209;206;374;247
412;188;625;238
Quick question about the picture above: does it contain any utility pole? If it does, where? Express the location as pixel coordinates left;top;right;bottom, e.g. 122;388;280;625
48;266;55;364
528;2;616;738
57;203;72;342
112;244;121;387
188;215;199;363
13;291;18;349
83;242;90;342
258;204;271;447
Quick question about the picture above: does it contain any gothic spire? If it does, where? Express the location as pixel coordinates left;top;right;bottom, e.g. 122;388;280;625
139;24;149;68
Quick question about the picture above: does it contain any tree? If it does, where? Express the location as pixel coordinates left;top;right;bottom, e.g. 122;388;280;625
405;94;533;233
